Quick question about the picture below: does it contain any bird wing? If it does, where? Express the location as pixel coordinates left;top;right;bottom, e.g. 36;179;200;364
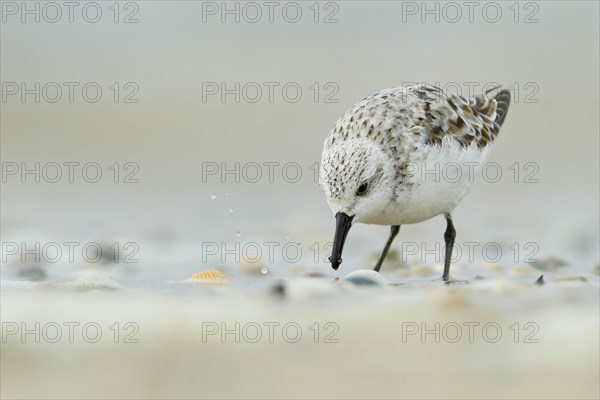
409;84;511;148
324;84;511;151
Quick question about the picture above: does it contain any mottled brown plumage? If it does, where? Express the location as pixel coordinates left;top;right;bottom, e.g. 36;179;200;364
324;84;510;154
320;83;512;276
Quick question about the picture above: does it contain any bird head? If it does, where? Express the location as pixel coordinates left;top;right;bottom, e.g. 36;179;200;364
319;139;397;270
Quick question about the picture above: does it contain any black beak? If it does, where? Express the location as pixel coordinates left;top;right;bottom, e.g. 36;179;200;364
328;212;354;270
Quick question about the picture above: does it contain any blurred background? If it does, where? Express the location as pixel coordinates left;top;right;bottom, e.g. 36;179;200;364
1;1;599;399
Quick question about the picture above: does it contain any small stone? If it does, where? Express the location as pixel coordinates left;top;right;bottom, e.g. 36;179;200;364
305;272;328;278
17;265;46;281
340;269;387;286
271;278;336;299
272;282;286;297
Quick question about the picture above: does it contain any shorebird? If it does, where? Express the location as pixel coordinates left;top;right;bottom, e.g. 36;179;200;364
319;84;511;281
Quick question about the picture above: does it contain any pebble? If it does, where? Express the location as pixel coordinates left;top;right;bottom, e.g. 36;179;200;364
16;264;47;281
340;269;387;286
271;278;336;299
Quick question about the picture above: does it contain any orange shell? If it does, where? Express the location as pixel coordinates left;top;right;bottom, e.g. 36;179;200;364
190;270;229;283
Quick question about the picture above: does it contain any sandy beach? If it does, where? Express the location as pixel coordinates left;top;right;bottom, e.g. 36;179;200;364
2;259;599;399
2;1;599;398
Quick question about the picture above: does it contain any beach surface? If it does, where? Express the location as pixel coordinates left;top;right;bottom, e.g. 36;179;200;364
2;261;598;399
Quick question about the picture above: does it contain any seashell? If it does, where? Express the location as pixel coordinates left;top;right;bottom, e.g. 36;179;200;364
66;273;122;291
190;270;230;283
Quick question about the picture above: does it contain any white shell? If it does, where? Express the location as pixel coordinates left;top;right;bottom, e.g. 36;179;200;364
65;273;122;291
340;269;387;286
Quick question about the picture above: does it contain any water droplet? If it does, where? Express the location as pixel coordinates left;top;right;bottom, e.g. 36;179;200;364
235;231;241;237
225;192;230;196
210;194;217;200
228;208;234;213
260;267;268;274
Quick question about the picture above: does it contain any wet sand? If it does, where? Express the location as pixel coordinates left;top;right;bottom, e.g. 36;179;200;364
2;265;598;399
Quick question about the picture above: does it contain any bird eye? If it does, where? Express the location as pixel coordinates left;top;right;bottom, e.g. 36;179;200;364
356;182;369;196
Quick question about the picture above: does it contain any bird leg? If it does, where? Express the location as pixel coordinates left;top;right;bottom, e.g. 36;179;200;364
373;225;400;272
442;214;456;281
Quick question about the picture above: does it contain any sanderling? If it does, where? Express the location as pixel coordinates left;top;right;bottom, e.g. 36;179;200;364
320;84;511;281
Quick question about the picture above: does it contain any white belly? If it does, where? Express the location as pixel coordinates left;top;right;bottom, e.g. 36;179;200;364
367;140;491;225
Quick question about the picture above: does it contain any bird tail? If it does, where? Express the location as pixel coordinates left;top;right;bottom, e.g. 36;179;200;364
475;86;511;127
491;89;511;127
